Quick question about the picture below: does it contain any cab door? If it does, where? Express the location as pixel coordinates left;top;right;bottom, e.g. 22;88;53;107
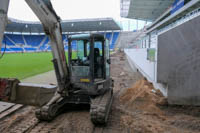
93;40;104;79
105;39;110;79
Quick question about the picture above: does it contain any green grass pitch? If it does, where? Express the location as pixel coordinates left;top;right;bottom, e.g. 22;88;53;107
0;50;109;80
0;52;55;79
0;52;79;80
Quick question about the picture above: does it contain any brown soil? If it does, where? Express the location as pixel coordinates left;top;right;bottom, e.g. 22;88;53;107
119;78;200;133
1;51;200;133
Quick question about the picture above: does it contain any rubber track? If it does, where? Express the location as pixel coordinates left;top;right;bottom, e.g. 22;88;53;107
90;88;113;125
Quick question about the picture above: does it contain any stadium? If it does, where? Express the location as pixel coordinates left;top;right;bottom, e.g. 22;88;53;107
0;17;121;79
0;0;200;132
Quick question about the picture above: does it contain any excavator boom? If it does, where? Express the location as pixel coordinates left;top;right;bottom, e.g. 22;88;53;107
25;0;69;94
0;0;71;120
0;0;69;94
0;0;70;106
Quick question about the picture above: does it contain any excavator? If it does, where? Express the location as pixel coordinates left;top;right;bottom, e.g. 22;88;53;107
0;0;113;125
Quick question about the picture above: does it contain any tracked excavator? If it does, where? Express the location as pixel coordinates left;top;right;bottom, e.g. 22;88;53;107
0;0;113;125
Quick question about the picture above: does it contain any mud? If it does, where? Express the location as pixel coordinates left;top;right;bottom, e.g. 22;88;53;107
1;51;200;133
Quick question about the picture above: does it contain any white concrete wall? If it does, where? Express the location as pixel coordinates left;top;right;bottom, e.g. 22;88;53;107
125;48;168;96
124;49;155;82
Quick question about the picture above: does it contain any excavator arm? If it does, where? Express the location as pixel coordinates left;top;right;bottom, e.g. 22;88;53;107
0;0;70;107
25;0;69;95
0;0;69;94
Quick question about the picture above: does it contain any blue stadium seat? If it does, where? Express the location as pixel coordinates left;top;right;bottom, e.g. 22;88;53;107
47;46;51;51
1;33;119;52
105;33;112;40
1;48;11;52
100;32;119;49
62;35;67;41
24;35;45;46
3;36;15;46
24;47;37;51
10;47;23;52
39;37;49;51
43;37;50;45
110;32;119;49
6;34;24;44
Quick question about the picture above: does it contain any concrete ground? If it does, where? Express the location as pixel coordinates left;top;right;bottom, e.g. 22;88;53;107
22;71;57;85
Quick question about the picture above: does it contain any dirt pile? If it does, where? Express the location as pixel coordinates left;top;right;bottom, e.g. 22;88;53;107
118;79;169;133
118;78;200;133
120;79;165;113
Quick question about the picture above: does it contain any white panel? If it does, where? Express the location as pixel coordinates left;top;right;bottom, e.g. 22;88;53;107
125;49;155;82
150;33;157;48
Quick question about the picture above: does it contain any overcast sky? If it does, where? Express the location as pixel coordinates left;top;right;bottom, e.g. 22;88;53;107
7;0;148;31
8;0;121;21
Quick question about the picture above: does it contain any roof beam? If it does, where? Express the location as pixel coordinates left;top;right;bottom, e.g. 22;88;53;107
121;0;174;21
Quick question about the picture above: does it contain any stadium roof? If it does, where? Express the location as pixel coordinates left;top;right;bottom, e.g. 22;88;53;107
146;0;200;33
5;18;121;33
120;0;174;21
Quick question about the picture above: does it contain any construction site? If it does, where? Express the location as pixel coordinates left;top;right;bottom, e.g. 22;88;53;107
0;0;200;133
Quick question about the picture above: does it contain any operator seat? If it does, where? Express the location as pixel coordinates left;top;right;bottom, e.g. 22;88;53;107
94;48;102;78
94;48;100;63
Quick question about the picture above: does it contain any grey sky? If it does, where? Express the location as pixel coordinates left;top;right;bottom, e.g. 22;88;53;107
7;0;147;31
8;0;121;21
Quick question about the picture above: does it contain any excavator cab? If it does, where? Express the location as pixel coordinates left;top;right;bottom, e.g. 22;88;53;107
65;34;114;124
68;34;110;86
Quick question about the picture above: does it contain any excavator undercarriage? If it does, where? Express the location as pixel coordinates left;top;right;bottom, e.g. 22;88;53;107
0;77;114;124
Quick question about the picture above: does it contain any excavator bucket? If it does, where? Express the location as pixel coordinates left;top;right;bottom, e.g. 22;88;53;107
0;78;56;107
